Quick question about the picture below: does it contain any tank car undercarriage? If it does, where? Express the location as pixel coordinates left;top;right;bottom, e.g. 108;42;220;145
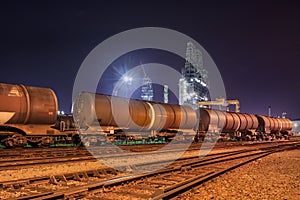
0;127;76;148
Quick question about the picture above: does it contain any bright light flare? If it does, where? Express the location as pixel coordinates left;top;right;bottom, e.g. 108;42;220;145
123;75;133;82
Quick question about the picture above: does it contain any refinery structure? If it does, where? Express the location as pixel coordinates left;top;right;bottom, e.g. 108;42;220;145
179;42;209;109
140;66;154;101
139;42;209;107
141;76;153;101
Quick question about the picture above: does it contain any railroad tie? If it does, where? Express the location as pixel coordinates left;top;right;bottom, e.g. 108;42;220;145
180;166;192;172
49;175;58;185
92;170;102;178
73;173;82;181
58;175;67;183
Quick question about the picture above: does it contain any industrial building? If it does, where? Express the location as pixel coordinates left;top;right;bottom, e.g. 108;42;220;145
179;42;209;109
140;66;154;101
141;76;153;101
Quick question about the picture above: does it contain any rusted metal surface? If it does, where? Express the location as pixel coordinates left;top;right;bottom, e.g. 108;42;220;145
284;118;293;130
280;118;287;131
198;109;225;132
0;83;57;124
237;113;248;131
245;114;254;130
230;112;241;132
272;118;280;132
269;117;276;130
169;104;183;129
256;115;293;133
223;112;234;132
215;110;226;130
198;109;213;132
73;92;197;131
159;103;176;129
199;109;260;134
237;113;259;131
250;115;258;130
129;99;152;130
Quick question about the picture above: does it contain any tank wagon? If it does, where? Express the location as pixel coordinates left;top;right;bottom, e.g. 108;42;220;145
198;109;259;141
72;92;198;144
0;82;294;147
256;115;292;139
197;109;292;141
0;83;76;147
73;92;293;144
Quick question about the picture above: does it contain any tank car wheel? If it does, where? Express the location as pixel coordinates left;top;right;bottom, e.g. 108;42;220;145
39;136;54;147
4;139;14;148
3;134;27;148
8;134;28;147
284;135;289;140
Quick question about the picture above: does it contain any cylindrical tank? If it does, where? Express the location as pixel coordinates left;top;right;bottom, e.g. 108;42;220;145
237;113;248;131
246;114;259;130
0;83;58;124
256;115;293;133
272;118;280;132
268;117;276;131
228;112;241;132
198;108;226;132
73;92;197;131
286;119;293;130
199;109;260;133
238;113;259;131
163;104;197;129
73;92;152;130
280;118;287;131
223;112;235;132
281;118;292;132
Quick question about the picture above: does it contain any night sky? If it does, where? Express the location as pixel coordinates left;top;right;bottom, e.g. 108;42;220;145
1;1;300;119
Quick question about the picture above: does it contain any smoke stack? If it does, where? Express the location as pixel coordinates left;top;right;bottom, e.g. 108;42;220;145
268;106;271;117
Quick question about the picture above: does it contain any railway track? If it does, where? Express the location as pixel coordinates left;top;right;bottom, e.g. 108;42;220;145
0;141;294;171
1;142;299;199
0;147;89;159
0;149;251;188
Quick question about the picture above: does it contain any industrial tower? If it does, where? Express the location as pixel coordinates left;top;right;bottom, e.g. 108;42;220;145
141;66;154;101
179;42;209;109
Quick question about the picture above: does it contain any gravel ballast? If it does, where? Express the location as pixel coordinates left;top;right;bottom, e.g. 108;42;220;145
176;148;300;200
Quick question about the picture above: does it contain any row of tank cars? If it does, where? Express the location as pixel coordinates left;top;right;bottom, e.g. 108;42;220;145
0;83;293;148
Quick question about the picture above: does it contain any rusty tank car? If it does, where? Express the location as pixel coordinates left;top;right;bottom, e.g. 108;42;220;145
256;115;292;139
0;83;76;147
197;108;291;141
72;92;198;143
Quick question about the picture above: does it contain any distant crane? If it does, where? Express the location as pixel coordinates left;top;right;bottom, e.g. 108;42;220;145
198;98;240;112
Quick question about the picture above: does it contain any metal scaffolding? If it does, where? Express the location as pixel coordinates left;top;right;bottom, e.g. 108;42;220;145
179;42;209;109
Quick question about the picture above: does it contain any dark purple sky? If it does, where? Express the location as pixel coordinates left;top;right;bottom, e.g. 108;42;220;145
0;1;299;119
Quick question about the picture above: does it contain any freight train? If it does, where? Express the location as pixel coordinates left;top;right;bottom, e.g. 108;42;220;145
73;92;293;144
0;83;293;148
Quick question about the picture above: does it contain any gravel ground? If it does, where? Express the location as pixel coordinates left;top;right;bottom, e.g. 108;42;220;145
0;141;293;182
176;148;300;200
0;141;298;199
0;142;262;182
